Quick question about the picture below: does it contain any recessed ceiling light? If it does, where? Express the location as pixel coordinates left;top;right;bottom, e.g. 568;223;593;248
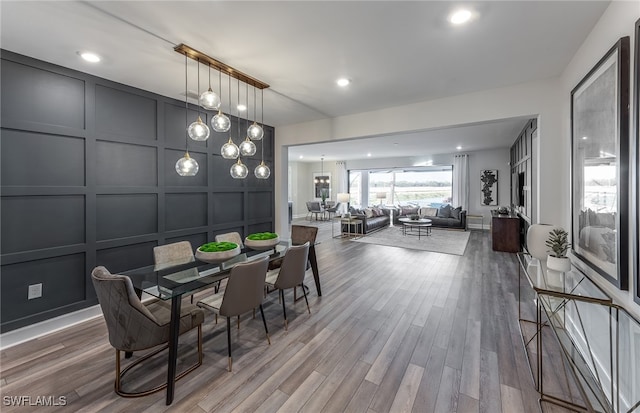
582;136;588;140
337;78;350;87
456;145;463;150
237;104;247;111
367;153;372;157
449;9;472;25
299;155;304;159
78;51;101;63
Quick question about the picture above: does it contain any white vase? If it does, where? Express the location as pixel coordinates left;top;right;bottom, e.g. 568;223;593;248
547;255;571;272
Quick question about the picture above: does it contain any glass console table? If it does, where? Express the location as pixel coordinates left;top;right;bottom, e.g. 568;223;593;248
517;253;640;413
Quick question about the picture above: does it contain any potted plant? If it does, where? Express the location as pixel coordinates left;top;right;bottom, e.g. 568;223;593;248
195;241;240;263
545;228;571;272
320;189;328;207
244;232;280;250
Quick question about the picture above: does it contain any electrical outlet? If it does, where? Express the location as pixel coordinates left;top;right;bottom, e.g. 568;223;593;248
28;283;42;300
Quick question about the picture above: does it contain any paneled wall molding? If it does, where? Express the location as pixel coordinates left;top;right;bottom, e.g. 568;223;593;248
0;49;275;332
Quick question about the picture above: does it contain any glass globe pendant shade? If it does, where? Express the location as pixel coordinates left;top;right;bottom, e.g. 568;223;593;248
221;137;239;159
187;116;210;141
199;87;221;110
212;110;231;132
175;152;199;176
239;137;257;157
254;161;271;179
230;159;248;179
247;122;264;140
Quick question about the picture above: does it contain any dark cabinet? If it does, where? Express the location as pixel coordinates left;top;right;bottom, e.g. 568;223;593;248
491;211;520;252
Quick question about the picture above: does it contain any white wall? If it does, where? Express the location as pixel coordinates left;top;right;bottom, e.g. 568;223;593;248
559;1;639;317
468;148;512;227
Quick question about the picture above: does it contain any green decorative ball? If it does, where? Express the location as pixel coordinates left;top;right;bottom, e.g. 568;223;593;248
199;241;238;252
246;232;278;241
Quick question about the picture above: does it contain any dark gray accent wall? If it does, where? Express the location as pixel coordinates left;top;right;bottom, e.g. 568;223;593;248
0;50;275;332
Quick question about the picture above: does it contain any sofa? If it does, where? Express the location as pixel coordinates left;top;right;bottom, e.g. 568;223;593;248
394;204;467;230
343;206;390;234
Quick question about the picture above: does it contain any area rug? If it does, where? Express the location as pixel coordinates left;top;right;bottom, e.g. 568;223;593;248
351;226;471;255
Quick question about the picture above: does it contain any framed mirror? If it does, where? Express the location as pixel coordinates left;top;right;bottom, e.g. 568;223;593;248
571;36;630;290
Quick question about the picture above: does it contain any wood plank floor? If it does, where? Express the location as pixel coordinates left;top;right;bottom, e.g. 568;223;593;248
1;222;575;412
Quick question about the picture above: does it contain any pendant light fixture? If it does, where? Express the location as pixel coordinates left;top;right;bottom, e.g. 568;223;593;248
230;77;249;179
211;69;231;132
187;60;210;141
247;85;264;140
199;63;221;110
239;82;257;157
176;54;199;176
254;88;270;179
220;73;239;159
174;44;270;180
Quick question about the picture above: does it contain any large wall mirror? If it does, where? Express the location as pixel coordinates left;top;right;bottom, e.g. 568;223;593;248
313;172;331;202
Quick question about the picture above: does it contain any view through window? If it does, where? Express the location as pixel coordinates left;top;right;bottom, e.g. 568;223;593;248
348;167;452;208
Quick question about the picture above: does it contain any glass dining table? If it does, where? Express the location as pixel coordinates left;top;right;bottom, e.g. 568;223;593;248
123;241;293;405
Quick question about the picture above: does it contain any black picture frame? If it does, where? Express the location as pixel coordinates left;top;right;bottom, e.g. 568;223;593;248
571;36;630;290
634;19;640;304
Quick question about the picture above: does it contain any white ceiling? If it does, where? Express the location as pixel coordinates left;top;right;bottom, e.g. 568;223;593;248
0;1;609;161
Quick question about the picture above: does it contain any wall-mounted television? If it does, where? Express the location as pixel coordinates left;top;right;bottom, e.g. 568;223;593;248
517;171;525;207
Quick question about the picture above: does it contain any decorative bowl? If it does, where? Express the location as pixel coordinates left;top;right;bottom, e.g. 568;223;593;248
244;232;280;250
195;242;240;263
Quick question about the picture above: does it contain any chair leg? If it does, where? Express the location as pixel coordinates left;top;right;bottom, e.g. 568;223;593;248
226;316;232;372
259;304;271;345
237;315;240;330
281;289;288;331
301;283;311;314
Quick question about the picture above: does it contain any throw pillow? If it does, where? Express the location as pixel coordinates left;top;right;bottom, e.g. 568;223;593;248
420;207;438;217
364;208;374;218
450;206;462;220
372;207;382;217
438;204;452;218
401;206;418;216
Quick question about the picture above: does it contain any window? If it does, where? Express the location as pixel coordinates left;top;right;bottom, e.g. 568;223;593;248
349;166;452;207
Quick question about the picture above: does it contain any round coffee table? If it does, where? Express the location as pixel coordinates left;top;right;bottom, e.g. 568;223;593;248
398;218;432;239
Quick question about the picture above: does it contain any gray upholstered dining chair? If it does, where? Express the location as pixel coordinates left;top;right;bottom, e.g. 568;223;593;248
153;240;194;269
91;266;204;397
153;240;200;300
306;201;325;221
265;242;311;330
196;256;270;372
215;232;244;248
325;202;341;220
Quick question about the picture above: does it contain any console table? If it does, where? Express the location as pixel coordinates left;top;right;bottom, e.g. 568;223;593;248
517;253;640;412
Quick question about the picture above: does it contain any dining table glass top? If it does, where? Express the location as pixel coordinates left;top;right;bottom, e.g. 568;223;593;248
124;241;290;300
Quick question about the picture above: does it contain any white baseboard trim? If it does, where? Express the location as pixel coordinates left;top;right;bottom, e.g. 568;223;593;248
467;223;489;230
0;305;103;350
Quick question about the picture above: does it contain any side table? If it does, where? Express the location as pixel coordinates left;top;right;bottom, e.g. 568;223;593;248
339;218;363;239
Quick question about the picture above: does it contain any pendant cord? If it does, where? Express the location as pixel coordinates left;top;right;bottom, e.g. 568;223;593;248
184;54;188;153
245;82;249;137
196;60;201;118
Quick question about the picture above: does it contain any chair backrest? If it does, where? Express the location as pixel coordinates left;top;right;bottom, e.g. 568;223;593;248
215;232;244;248
275;242;310;289
309;201;322;212
291;225;318;246
153;241;194;268
305;201;313;212
327;202;341;212
91;266;162;351
219;256;269;317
